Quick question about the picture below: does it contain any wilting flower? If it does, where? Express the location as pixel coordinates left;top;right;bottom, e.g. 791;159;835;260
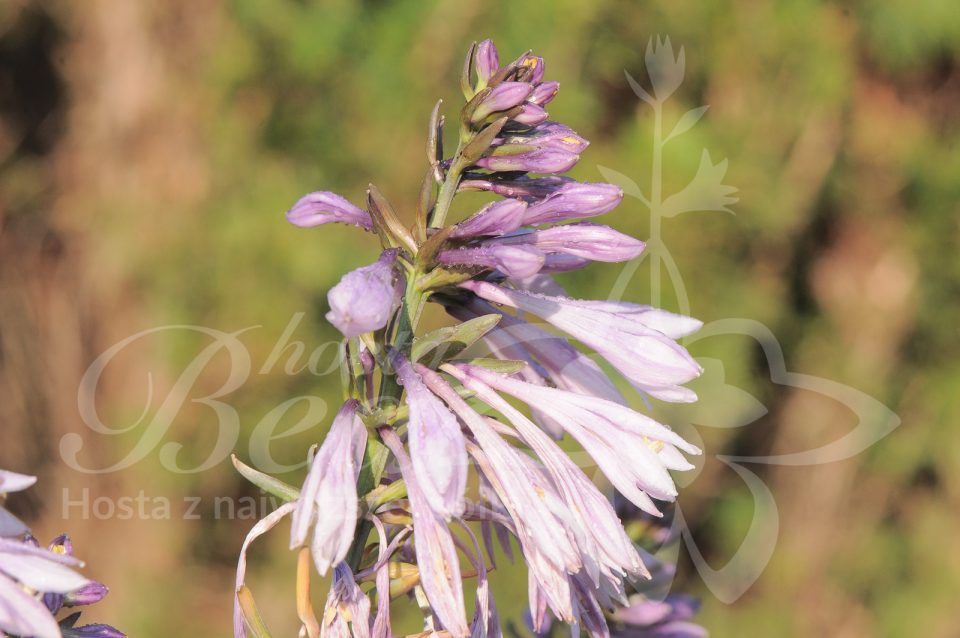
287;191;373;230
326;250;402;338
290;400;368;576
319;563;373;638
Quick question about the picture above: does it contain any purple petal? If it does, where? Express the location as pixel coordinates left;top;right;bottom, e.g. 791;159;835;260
472;82;534;122
476;148;579;174
438;245;546;278
511;103;549;126
380;430;469;637
286;191;373;230
475;40;500;85
450;199;528;239
485;223;645;263
523;182;624;225
326;250;402;338
395;354;467;519
289;400;366;576
530;81;560;106
0;572;61;638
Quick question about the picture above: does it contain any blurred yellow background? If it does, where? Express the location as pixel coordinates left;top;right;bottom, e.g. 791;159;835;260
1;1;958;636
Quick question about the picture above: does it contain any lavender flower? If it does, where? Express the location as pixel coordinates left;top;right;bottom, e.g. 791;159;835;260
483;222;645;263
475;39;500;87
326;250;402;338
471;81;535;123
380;429;469;637
247;37;711;638
460;281;702;402
523;181;624;224
449;198;528;239
437;244;546;278
394;353;467;519
475;148;579;174
0;471;123;638
287;191;373;230
290;400;367;576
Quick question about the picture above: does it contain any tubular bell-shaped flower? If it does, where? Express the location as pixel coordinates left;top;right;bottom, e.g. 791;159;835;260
380;429;469;638
290;400;368;576
393;353;467;519
460;281;702;402
287;191;374;230
455;364;701;515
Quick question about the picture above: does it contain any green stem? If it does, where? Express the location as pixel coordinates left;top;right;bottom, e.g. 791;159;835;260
429;154;464;229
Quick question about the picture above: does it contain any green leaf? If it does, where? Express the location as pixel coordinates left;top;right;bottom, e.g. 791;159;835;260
232;455;300;502
356;437;390;496
411;314;501;363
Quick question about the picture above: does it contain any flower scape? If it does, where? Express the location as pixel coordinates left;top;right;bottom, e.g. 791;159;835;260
234;39;706;638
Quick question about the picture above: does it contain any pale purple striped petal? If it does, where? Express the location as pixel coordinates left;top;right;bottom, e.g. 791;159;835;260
0;572;61;638
380;429;469;637
416;365;582;574
395;353;467;519
446;366;647;583
290;400;367;576
460;282;701;401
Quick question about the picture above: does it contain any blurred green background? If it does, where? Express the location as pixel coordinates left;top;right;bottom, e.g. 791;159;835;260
1;1;958;636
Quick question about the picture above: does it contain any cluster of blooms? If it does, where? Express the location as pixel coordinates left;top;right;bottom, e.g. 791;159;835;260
235;40;706;638
0;469;124;638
